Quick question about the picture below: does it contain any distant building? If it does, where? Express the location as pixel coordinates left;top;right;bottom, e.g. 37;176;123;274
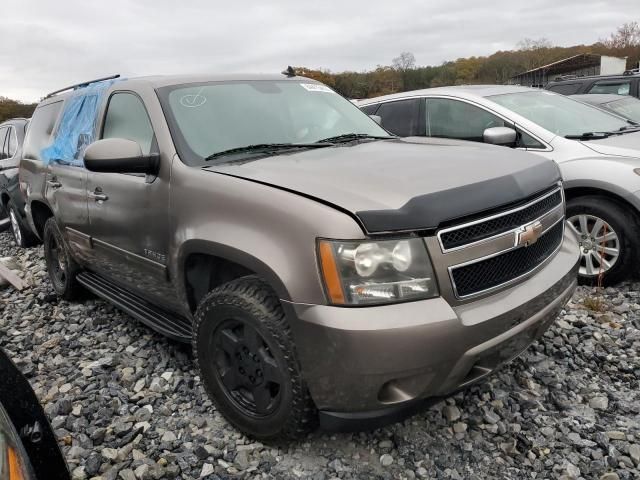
509;54;627;88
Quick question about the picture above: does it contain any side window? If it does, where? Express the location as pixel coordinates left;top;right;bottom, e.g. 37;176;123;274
547;83;582;95
7;127;18;158
426;99;506;142
23;101;64;162
102;93;154;155
0;127;7;160
360;104;380;115
376;99;421;136
588;81;631;95
518;130;545;149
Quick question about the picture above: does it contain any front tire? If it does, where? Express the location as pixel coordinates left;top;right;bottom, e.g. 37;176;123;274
566;196;637;286
43;217;82;299
193;276;317;440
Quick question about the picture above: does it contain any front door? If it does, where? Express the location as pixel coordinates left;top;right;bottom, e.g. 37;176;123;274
85;91;177;309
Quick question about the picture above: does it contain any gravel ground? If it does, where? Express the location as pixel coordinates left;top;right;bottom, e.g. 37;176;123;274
0;230;639;480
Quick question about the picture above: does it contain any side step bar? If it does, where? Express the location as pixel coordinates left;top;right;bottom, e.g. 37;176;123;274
77;271;192;343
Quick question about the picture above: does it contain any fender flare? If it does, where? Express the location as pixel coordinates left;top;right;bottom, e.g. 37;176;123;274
176;239;293;306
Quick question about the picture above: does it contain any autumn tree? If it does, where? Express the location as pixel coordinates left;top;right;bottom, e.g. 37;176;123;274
392;52;416;71
601;21;640;48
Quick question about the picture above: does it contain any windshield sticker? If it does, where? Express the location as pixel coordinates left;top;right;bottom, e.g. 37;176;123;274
300;83;335;93
180;88;207;108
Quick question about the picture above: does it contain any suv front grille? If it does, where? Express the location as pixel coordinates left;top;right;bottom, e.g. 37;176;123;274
450;220;564;298
439;189;562;251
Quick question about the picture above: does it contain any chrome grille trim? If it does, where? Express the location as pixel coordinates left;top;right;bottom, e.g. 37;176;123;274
448;217;565;299
437;185;564;253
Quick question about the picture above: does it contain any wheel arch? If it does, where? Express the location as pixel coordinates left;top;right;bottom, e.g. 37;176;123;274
178;239;293;313
29;200;54;240
563;184;640;225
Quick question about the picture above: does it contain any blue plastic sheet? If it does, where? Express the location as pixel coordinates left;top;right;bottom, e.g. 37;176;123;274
41;79;120;166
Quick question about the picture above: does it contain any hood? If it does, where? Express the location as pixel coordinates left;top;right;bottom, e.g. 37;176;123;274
204;139;561;233
581;131;640;158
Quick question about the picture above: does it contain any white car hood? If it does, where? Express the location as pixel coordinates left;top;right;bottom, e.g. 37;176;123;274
581;131;640;158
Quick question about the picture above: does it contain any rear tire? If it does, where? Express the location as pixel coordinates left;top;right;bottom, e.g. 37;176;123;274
566;195;637;286
8;201;39;248
43;217;82;300
193;276;317;440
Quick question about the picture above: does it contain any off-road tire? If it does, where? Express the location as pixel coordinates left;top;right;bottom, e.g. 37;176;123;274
193;275;317;440
8;201;39;248
43;217;82;300
566;195;637;286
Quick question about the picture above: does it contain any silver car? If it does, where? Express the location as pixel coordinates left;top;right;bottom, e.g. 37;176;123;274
359;86;640;285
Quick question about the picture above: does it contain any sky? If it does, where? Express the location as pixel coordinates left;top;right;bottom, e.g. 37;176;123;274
1;0;638;103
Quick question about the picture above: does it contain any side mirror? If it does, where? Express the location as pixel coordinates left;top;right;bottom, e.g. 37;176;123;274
84;138;159;174
483;127;517;147
369;115;383;126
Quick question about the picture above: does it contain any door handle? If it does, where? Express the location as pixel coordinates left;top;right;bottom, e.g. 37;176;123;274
88;189;108;202
47;180;62;189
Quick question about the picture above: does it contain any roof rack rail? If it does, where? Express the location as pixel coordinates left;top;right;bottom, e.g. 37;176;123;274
44;74;121;99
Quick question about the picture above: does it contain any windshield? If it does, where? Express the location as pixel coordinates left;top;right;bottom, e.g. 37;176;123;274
159;80;391;165
606;97;640;123
488;90;630;137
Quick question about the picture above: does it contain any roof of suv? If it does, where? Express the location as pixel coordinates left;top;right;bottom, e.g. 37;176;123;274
0;118;28;127
41;74;317;103
548;72;640;85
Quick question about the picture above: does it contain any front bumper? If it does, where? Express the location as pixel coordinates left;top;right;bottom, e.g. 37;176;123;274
286;229;579;429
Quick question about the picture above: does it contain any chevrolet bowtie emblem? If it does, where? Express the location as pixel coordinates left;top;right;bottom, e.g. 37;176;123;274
516;220;543;247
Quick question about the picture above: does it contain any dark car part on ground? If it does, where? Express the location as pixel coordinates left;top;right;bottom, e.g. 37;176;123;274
0;348;70;480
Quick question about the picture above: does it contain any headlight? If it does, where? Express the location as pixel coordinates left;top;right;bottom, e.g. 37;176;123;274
318;237;439;305
0;405;31;480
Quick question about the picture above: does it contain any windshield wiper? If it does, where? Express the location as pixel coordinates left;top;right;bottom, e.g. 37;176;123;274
316;133;395;144
204;142;333;162
565;132;613;140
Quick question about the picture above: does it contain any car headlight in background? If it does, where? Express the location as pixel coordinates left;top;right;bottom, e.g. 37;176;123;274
318;238;439;305
0;404;31;480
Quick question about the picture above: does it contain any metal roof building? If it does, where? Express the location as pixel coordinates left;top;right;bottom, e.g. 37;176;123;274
509;54;627;88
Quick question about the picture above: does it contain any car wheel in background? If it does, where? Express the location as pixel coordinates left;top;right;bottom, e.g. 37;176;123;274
43;217;82;299
193;275;317;440
8;201;39;248
566;196;637;286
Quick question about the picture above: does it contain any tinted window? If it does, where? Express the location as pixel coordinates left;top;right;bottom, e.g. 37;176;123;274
360;104;380;115
547;83;582;95
0;127;7;160
7;127;17;158
23;101;64;162
376;99;421;136
426;99;505;142
102;93;154;155
588;81;631;95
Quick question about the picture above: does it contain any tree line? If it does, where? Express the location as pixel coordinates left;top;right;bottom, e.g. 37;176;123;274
298;22;640;99
0;97;38;125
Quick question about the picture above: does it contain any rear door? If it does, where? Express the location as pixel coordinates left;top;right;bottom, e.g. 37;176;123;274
84;90;176;308
374;98;423;136
20;101;85;241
